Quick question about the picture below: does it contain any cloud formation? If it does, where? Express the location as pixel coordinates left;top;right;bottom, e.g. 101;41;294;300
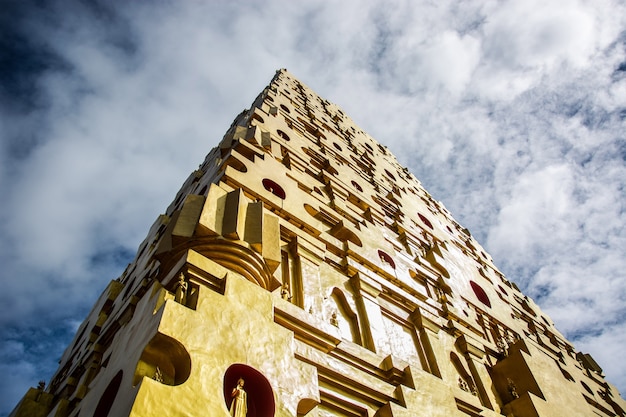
1;0;625;413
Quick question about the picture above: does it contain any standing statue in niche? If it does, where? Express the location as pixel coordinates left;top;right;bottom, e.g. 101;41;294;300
281;283;292;301
175;272;188;305
230;378;248;417
330;311;339;327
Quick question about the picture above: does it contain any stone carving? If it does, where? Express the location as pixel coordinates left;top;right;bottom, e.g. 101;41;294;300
496;337;509;356
507;378;519;399
230;378;248;417
330;311;339;327
458;377;477;396
458;377;470;392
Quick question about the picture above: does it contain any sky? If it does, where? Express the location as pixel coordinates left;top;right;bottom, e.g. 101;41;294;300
1;0;625;414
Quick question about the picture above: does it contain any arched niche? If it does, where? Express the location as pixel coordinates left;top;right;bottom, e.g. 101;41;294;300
224;364;275;417
331;288;362;345
378;250;396;269
303;203;320;219
328;221;362;247
470;281;491;308
94;370;123;417
133;333;191;386
262;178;286;199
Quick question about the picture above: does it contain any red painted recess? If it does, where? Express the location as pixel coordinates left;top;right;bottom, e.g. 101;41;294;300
470;281;491;307
377;250;396;269
418;213;434;229
224;364;275;417
262;179;286;199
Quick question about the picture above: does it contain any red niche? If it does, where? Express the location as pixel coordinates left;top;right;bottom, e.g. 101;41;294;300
418;213;434;229
470;281;491;308
262;179;286;200
224;364;275;417
378;250;396;269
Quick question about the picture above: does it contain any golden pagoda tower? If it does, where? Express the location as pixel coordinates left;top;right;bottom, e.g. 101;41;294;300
10;69;626;417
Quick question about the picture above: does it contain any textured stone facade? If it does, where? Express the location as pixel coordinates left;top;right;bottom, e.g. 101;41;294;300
10;69;626;417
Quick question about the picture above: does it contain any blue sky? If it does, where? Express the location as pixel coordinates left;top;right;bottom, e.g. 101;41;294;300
1;0;626;414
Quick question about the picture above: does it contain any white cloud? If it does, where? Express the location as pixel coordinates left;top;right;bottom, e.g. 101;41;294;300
488;164;576;262
482;0;596;69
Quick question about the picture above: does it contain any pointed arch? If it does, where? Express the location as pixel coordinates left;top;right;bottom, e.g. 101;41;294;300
450;352;476;394
331;287;362;345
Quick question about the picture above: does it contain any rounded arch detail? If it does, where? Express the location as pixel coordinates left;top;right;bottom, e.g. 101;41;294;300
224;364;275;417
159;238;279;291
133;332;191;386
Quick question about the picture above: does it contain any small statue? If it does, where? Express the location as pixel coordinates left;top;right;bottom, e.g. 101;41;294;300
507;378;519;399
230;378;248;417
154;366;163;383
330;311;339;327
435;287;447;304
175;272;188;305
35;380;46;401
281;283;292;301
